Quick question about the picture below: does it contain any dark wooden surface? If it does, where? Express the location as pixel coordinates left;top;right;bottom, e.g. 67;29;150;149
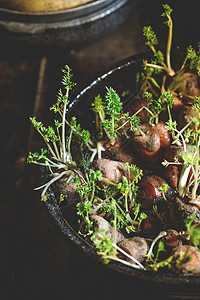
1;1;199;299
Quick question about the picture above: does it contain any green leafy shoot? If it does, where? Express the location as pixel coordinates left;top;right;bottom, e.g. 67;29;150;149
146;231;167;262
27;149;65;173
50;65;76;163
117;163;143;210
147;250;173;272
30;66;77;166
52;81;104;163
99;163;144;234
143;26;158;54
91;94;105;135
91;230;116;264
29;66;100;201
75;160;144;241
91;230;145;269
158;183;170;201
75;170;103;235
186;45;200;75
145;91;164;124
161;4;173;23
29;117;60;160
101;87;123;143
161;4;174;76
185;216;200;248
77;199;93;235
92;87;142;144
74;169;102;203
144;91;174;125
142;4;175;82
129;114;141;132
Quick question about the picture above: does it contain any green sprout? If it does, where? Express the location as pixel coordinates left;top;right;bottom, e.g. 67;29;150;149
143;25;158;54
185;216;200;248
145;90;174;125
158;183;170;201
92;87;123;144
186;45;200;75
142;4;175;77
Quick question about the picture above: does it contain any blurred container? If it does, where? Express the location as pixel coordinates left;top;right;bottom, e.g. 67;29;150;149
0;0;137;52
0;0;95;13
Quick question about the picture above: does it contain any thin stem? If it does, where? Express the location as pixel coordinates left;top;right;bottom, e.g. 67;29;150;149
90;181;95;203
146;62;166;72
53;141;61;160
124;193;128;213
166;15;175;76
114;199;133;224
101;255;144;270
35;127;57;159
171;127;187;151
178;164;192;198
62;88;69;162
113;202;117;246
89;148;97;163
37;170;70;201
67;127;73;155
167;103;173;124
191;138;200;199
146;231;167;261
161;74;167;94
116;106;154;132
56;126;63;158
97;141;105;160
113;244;145;269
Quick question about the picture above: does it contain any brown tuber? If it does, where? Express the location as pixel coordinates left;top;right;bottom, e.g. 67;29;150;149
169;197;200;231
164;145;184;189
90;214;124;243
93;158;132;185
172;245;200;275
161;229;182;251
104;136;135;164
117;237;149;263
176;72;200;105
131;123;162;164
155;121;171;148
137;174;171;209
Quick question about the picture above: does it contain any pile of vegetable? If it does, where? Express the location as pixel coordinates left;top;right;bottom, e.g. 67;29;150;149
28;4;200;275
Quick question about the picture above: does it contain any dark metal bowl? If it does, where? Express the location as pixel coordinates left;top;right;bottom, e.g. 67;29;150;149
0;0;137;51
41;51;200;299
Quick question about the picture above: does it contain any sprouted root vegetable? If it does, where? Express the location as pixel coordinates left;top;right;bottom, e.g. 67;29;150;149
28;4;200;274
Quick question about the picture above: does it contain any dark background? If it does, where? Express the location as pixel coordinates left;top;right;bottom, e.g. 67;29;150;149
1;0;200;299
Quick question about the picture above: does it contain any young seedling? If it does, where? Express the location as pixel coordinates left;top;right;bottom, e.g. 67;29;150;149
185;216;200;248
145;90;174;125
142;4;175;91
92;88;142;143
140;4;200;101
91;230;145;269
27;66;78;200
76;161;144;236
28;67;137;201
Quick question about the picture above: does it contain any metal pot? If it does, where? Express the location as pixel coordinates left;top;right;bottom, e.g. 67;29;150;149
0;0;137;51
41;51;200;299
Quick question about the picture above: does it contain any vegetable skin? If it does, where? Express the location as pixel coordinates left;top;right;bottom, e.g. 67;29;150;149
117;237;149;263
173;245;200;275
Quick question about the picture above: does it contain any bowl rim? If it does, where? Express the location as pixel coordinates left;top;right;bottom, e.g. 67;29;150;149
42;51;200;286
